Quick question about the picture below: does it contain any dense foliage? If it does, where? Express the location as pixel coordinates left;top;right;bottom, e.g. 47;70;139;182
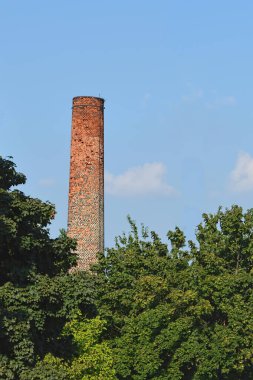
0;156;98;379
94;212;253;379
2;155;253;379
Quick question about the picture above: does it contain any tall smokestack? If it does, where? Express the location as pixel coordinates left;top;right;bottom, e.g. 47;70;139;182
68;96;104;270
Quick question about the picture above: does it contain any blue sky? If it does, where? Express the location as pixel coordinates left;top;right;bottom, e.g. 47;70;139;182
1;1;253;246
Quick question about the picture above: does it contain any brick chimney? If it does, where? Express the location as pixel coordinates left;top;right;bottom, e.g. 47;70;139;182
68;96;104;270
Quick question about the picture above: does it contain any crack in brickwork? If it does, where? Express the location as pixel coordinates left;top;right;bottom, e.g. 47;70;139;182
68;96;104;270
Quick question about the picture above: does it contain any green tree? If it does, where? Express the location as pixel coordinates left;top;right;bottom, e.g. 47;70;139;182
20;316;116;380
4;155;253;379
0;156;76;285
94;210;253;379
66;315;116;380
0;156;97;379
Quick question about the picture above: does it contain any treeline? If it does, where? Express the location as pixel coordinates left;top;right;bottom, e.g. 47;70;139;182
1;156;253;379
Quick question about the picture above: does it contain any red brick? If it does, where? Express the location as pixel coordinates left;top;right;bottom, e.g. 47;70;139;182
68;96;104;270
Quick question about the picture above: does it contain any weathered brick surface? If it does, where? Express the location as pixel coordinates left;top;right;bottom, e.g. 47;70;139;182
68;96;104;270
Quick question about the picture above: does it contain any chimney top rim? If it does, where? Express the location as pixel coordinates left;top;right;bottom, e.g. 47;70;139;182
73;96;105;102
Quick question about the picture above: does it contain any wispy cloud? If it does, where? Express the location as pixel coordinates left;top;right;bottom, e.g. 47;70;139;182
181;88;203;103
141;92;151;107
206;95;237;109
180;84;237;109
230;152;253;192
38;178;56;188
105;162;176;197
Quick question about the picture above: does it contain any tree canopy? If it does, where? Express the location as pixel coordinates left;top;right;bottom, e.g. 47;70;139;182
2;155;253;379
0;156;98;379
94;211;253;379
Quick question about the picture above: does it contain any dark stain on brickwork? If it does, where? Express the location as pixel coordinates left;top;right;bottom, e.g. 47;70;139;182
68;96;104;270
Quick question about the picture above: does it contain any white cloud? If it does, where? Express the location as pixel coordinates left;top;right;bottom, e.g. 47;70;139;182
105;162;176;197
230;152;253;192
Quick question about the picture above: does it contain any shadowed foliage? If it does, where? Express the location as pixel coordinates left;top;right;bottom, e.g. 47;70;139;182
0;156;97;379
